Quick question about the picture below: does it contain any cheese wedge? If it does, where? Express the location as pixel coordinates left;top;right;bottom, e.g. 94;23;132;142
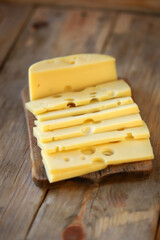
36;124;149;154
29;54;117;100
34;114;143;143
35;103;139;131
36;97;133;122
42;139;154;182
26;80;131;115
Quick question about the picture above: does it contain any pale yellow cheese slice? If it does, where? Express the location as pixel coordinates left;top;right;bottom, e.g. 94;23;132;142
29;54;117;100
36;97;133;122
42;139;154;182
26;80;131;115
34;114;143;143
37;124;149;154
35;103;139;131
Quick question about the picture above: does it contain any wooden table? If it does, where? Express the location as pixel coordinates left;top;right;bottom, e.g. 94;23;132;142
0;2;160;240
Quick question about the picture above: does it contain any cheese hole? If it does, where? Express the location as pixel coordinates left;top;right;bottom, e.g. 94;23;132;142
81;147;96;155
92;157;104;163
53;94;61;98
83;119;94;124
117;128;124;131
102;149;114;156
37;84;40;87
67;102;76;108
90;98;99;104
126;133;134;139
64;85;72;92
117;101;121;106
63;157;70;162
81;126;93;134
83;119;101;125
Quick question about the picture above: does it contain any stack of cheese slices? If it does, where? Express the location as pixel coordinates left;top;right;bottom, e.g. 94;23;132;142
26;54;154;183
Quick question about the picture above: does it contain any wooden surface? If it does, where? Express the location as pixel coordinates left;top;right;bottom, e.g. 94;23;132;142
0;3;160;240
2;0;160;13
21;86;152;188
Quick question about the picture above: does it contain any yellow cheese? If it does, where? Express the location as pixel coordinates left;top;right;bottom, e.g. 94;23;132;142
36;97;133;121
29;54;117;100
35;103;139;131
42;139;154;182
34;114;143;143
26;80;131;115
36;124;149;154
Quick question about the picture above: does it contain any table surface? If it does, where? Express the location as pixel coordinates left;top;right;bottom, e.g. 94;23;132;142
0;3;160;240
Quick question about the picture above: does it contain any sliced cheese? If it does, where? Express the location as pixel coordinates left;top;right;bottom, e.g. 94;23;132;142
34;114;143;143
42;139;154;182
29;54;117;100
36;124;149;154
36;97;133;121
26;80;131;115
35;103;139;131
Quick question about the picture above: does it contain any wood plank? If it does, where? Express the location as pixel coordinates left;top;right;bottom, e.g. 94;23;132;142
27;13;160;240
0;3;31;68
0;7;116;239
21;86;152;188
3;0;160;14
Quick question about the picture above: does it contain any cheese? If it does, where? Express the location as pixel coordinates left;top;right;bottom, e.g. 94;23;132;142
36;124;149;154
34;114;143;143
29;54;117;100
42;139;154;182
36;97;133;121
35;103;139;131
26;80;131;115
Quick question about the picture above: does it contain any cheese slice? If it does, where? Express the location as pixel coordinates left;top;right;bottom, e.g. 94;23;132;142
35;103;139;131
36;124;149;154
26;80;131;115
34;114;143;143
36;97;133;121
29;54;117;100
42;139;154;182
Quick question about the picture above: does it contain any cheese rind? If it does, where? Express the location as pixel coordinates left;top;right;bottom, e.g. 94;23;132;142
34;114;143;143
42;139;154;182
36;97;133;121
35;103;139;131
26;80;131;115
29;54;117;100
36;124;149;154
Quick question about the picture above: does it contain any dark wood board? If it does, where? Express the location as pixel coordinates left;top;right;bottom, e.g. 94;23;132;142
21;86;152;188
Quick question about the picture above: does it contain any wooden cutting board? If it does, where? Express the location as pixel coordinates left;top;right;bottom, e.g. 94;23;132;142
21;87;152;188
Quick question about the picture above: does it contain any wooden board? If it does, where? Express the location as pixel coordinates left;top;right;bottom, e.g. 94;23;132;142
21;86;152;188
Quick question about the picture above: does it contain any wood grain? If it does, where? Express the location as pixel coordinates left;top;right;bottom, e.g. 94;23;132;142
0;3;31;68
0;4;159;240
3;0;160;14
21;86;152;188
